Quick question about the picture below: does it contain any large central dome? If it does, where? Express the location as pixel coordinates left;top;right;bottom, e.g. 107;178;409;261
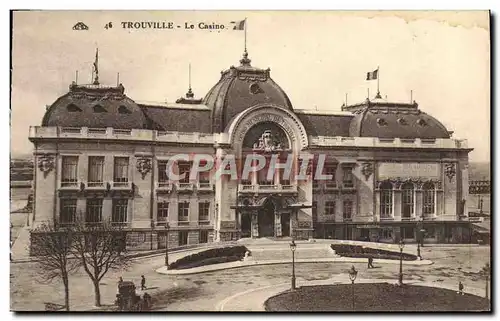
203;51;294;133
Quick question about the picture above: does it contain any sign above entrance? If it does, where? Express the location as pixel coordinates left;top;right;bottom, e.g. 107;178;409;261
378;162;440;179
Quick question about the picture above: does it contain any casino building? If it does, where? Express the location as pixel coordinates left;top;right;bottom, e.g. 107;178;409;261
28;50;473;249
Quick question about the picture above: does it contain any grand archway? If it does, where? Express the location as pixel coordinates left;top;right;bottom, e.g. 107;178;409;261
258;199;276;237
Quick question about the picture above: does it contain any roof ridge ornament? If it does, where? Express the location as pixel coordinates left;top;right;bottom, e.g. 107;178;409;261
240;49;252;66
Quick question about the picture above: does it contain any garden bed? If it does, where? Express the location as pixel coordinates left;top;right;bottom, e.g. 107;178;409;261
265;283;490;311
168;245;248;270
331;244;417;261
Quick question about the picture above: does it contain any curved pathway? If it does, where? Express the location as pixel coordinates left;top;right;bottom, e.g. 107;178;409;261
217;276;487;311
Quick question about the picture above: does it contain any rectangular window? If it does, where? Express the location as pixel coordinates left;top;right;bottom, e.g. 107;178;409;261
86;199;103;223
424;226;436;238
179;231;188;245
423;190;435;215
61;156;78;187
198;202;210;223
343;200;353;219
158;161;169;185
199;230;209;243
402;226;415;239
178;202;189;222
178;161;192;183
325;164;337;187
157;202;169;222
325;201;336;216
198;160;210;183
112;199;128;223
60;199;77;223
88;156;104;187
380;190;393;217
342;167;354;187
113;157;129;186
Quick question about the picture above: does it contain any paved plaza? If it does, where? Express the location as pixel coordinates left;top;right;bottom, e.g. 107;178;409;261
10;242;490;311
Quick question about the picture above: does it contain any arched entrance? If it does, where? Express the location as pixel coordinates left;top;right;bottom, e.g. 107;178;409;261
258;199;276;237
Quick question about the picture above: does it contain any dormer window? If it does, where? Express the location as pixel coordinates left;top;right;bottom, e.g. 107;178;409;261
67;104;82;112
417;119;427;127
249;83;263;94
397;118;408;125
93;105;106;113
118;105;131;114
376;118;388;126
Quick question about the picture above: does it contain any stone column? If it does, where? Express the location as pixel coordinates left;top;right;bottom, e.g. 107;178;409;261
275;212;282;237
375;191;381;220
251;210;259;238
415;189;423;219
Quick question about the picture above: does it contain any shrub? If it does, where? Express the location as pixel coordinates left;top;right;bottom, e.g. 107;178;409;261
168;245;248;270
331;244;417;261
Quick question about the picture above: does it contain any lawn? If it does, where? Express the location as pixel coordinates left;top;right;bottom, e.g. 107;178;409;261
265;283;490;312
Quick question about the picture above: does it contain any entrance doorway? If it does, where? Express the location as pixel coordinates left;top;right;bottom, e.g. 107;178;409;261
241;213;251;238
281;212;290;237
258;200;276;237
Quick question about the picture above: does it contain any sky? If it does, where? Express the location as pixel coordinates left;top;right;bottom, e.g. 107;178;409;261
10;11;490;162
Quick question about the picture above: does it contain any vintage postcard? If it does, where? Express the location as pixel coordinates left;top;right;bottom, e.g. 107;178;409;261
10;10;491;312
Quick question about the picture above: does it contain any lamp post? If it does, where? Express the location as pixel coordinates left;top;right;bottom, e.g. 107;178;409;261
164;222;170;267
289;239;297;290
398;239;405;286
348;265;358;311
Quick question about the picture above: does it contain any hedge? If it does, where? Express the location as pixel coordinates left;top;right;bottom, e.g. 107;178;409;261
331;244;417;261
168;245;248;270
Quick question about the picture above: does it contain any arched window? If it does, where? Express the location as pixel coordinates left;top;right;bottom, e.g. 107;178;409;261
401;182;414;218
118;105;131;114
380;181;393;218
422;182;435;216
67;103;82;112
93;104;107;113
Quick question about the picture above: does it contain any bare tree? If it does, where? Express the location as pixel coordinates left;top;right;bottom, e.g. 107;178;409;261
31;222;80;311
71;220;130;307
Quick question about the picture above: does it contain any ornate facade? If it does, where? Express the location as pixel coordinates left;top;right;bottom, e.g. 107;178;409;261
28;51;473;249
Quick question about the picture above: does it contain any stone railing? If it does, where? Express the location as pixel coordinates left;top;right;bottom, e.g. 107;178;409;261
310;136;468;149
29;126;214;145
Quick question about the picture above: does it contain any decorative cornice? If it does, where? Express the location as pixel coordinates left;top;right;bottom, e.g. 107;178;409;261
375;177;442;190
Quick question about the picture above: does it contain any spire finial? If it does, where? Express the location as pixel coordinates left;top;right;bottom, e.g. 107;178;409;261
186;63;194;98
240;49;251;66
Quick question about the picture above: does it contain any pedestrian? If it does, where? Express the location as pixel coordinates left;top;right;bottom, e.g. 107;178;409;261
141;275;146;290
143;292;152;310
368;256;375;269
458;281;464;295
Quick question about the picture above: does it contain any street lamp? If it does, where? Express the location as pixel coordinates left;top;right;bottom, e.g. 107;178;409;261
164;222;170;267
348;265;358;311
398;239;405;286
289;240;297;290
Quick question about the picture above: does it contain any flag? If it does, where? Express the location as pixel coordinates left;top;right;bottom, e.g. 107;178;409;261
366;68;378;81
231;19;246;30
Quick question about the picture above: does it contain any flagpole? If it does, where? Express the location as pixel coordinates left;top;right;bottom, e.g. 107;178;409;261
244;17;247;53
377;66;380;96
